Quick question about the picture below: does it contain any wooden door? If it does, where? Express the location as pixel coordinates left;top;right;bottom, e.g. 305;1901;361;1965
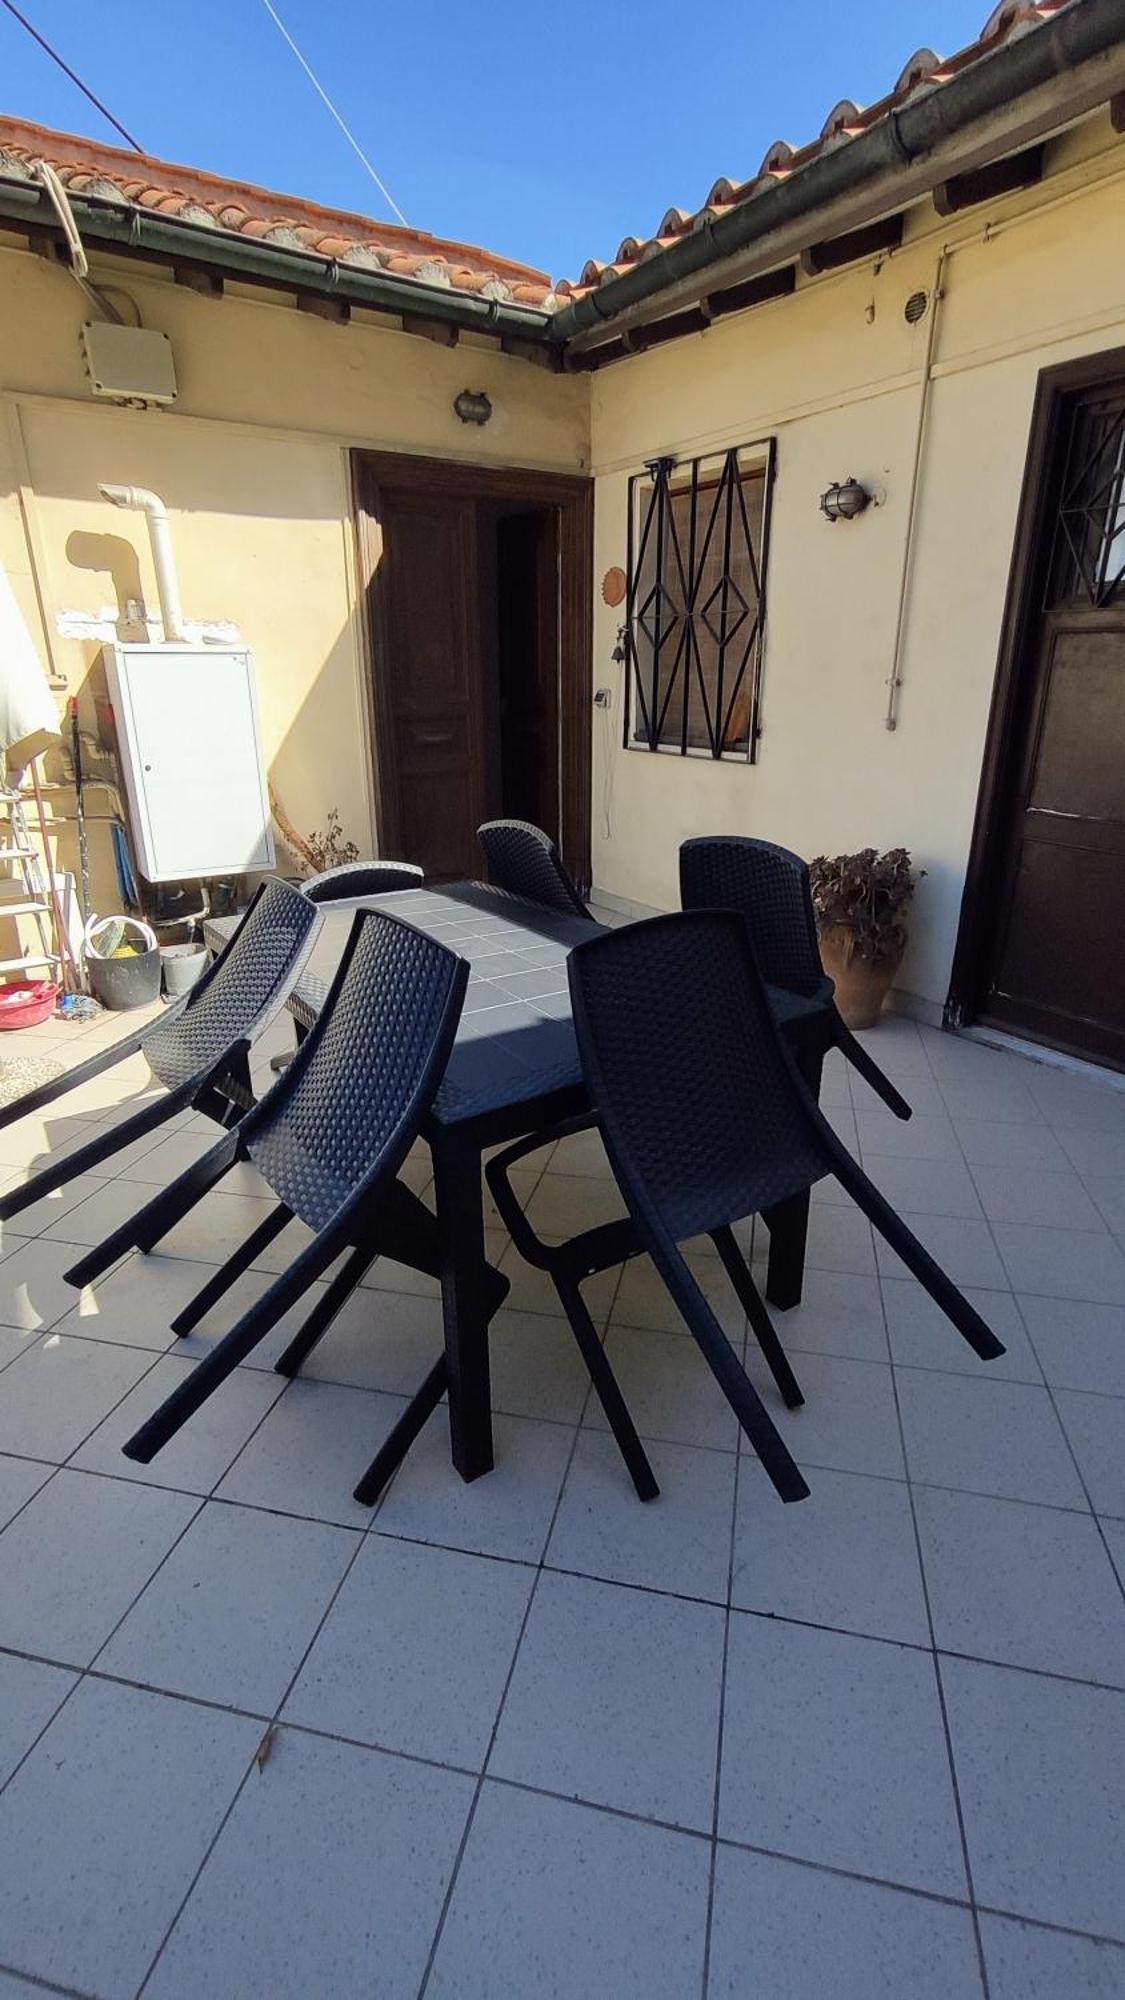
362;483;489;882
975;375;1125;1066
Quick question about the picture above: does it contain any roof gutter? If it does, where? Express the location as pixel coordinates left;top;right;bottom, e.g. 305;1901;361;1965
550;0;1125;344
0;177;555;340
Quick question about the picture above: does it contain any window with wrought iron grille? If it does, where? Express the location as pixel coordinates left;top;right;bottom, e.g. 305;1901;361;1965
1046;388;1125;608
624;440;775;760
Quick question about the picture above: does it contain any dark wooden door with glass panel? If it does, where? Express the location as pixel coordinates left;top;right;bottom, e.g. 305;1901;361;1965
979;375;1125;1066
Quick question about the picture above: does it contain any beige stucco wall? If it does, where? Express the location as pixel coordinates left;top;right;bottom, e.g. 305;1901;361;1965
0;242;588;915
588;132;1125;1014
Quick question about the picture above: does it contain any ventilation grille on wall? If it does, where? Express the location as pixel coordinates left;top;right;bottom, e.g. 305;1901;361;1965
903;290;929;325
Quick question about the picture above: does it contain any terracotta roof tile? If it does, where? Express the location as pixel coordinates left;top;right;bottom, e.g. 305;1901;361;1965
557;0;1082;299
0;114;558;311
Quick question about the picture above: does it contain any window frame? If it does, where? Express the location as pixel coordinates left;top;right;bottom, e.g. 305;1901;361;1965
623;437;776;763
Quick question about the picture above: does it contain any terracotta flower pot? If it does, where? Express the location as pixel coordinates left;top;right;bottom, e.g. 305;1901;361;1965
818;926;900;1030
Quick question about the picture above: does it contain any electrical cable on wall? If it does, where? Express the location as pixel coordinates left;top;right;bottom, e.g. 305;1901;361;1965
32;159;142;327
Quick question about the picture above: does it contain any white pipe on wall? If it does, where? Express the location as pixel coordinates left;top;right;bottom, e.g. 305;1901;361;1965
96;483;185;643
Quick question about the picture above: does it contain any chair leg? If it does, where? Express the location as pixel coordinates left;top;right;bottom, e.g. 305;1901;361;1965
123;1232;342;1461
657;1250;809;1502
63;1135;243;1288
0;1033;146;1133
709;1226;804;1410
0;1076;198;1222
353;1357;448;1505
554;1275;659;1501
273;1242;379;1378
170;1203;294;1335
839;1160;1005;1361
834;1016;912;1121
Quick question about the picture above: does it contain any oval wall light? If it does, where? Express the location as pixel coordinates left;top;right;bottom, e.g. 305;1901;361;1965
819;476;872;522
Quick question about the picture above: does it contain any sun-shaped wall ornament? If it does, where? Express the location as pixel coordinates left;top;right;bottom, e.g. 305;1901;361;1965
601;566;627;608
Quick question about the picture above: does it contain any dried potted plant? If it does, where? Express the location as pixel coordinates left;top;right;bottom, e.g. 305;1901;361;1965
809;847;922;1028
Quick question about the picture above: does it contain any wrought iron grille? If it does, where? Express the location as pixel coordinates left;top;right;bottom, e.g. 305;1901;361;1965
625;441;775;760
1047;389;1125;609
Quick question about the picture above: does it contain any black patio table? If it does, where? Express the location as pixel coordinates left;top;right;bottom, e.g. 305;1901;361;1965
206;882;825;1482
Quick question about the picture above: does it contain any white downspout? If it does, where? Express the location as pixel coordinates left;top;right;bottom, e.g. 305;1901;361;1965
96;484;186;643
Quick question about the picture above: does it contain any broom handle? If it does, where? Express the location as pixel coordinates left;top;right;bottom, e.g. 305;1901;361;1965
28;761;81;993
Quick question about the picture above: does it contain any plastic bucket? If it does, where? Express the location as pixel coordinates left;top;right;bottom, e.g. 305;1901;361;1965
0;979;60;1031
160;942;208;998
85;915;161;1012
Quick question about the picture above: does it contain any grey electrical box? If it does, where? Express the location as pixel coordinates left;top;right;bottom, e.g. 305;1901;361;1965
81;322;177;405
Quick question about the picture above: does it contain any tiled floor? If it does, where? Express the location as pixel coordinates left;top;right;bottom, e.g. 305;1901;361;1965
0;998;1122;1997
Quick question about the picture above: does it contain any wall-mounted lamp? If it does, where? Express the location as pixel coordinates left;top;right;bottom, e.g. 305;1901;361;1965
819;476;872;522
454;389;493;426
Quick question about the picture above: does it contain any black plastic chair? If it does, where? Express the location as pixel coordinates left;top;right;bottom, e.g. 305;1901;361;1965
0;880;319;1224
488;912;1005;1505
302;860;424;903
64;908;508;1499
679;836;912;1120
477;819;589;919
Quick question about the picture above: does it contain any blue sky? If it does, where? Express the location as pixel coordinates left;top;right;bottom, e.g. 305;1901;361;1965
2;0;989;280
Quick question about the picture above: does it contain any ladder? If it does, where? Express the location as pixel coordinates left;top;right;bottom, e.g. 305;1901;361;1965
0;786;61;979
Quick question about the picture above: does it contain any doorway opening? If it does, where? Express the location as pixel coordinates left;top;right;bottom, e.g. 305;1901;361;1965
949;346;1125;1070
353;453;591;886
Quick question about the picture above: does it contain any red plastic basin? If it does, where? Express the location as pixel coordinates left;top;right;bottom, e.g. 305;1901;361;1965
0;979;60;1030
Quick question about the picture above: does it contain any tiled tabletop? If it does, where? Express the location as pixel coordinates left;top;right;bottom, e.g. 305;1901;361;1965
214;884;599;1127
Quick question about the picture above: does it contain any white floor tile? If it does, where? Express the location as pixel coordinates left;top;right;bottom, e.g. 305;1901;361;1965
802;1203;876;1275
0;1173;109;1245
275;1285;444;1397
943;1655;1125;1938
0;1450;51;1529
980;1914;1125;2000
487;1307;592;1424
284;1533;533;1768
882;1280;1038;1382
526;1170;628;1237
1054;1390;1125;1517
863;1153;984;1219
0;1238;102;1334
611;1247;745;1341
41;1176;158;1248
0;1652;76;1786
490;1570;724;1830
216;1379;400;1528
916;1486;1125;1684
0;1109;116;1176
970;1163;1105;1230
874;1212;1010;1290
496;1238;619;1322
69;1351;286;1494
1017;1296;1125;1398
745;1349;906;1480
896;1369;1087;1508
708;1845;982;2000
375;1410;574;1564
0;1333;155;1460
733;1461;929;1645
589;1324;739;1450
856;1109;963;1162
991;1222;1125;1306
939;1077;1046;1125
954;1118;1074;1171
756;1268;889;1364
99;1499;357;1712
548;1124;616;1177
721;1614;965;1894
427;1783;710;2000
0;1677;259;1998
547;1430;736;1601
0;1468;196;1666
147;1730;472;2000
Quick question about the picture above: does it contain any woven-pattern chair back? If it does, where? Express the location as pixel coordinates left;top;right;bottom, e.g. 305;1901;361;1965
569;911;831;1245
248;910;465;1230
303;861;424;904
478;819;588;919
679;837;826;999
143;880;319;1092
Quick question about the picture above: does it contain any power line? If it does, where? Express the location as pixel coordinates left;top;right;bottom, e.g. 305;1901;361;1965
258;0;409;228
0;0;143;153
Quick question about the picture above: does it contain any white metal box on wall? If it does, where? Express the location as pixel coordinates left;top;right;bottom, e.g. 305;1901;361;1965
103;643;274;882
